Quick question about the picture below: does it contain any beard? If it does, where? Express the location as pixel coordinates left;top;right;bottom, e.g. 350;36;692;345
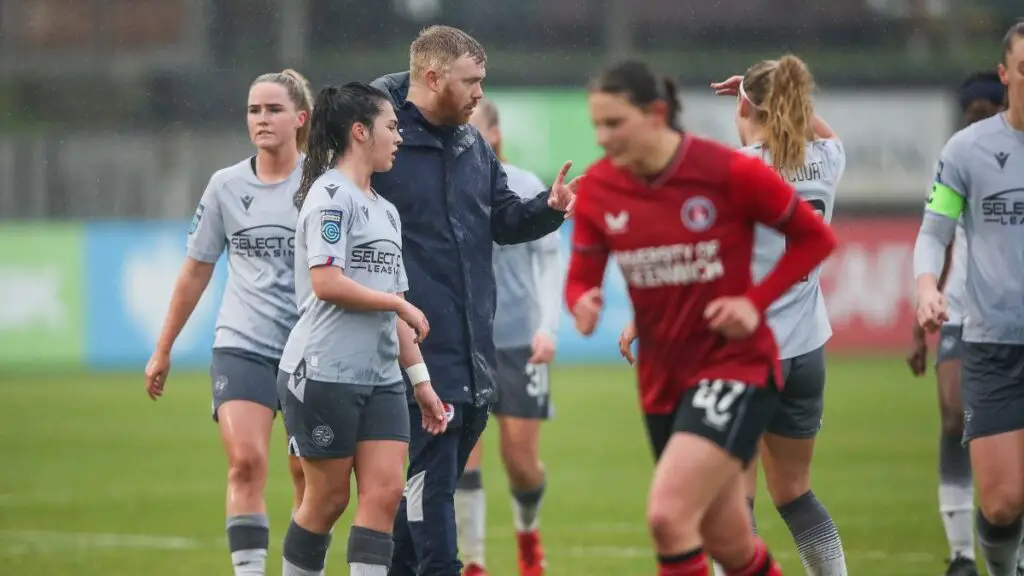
437;85;477;126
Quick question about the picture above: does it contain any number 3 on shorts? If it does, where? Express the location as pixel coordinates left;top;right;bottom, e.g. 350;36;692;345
524;363;549;401
692;379;747;429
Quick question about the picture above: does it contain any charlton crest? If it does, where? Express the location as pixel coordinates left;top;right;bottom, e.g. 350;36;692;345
681;196;716;232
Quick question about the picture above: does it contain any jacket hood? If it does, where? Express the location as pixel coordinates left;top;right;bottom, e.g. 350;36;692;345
370;71;410;107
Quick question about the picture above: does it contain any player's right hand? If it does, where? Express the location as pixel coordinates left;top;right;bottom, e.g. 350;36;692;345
915;288;948;333
413;382;448;436
710;75;743;96
704;296;761;339
398;301;430;343
145;351;171;400
907;324;928;376
571;287;603;336
618;321;637;366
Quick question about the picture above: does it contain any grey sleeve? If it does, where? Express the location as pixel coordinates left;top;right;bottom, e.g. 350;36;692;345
913;211;958;280
186;177;226;262
532;242;562;338
304;195;355;269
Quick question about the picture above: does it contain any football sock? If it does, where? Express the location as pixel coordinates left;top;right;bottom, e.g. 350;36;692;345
939;432;976;560
455;469;486;566
227;513;269;575
976;510;1022;576
777;490;847;575
347;526;393;576
511;475;546;532
282;520;330;576
657;548;708;576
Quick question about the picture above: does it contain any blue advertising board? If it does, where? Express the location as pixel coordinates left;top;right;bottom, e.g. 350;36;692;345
77;220;630;370
84;221;228;370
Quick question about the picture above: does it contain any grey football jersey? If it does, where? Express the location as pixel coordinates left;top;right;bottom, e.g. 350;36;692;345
743;139;845;359
280;169;409;385
186;157;301;359
933;114;1024;344
492;164;561;350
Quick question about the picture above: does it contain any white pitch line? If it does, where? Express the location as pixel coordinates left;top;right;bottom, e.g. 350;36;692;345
0;530;214;556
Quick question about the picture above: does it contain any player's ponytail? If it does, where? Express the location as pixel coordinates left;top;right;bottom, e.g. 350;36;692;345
742;54;814;174
294;83;391;209
661;77;683;131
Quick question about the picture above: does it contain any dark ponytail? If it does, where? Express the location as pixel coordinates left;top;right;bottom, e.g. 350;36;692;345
294;82;392;209
588;60;683;131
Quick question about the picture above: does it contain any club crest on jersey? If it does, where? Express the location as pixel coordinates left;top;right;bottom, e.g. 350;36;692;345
360;205;369;220
681;196;716;232
386;210;398;232
604;211;629;233
320;209;342;244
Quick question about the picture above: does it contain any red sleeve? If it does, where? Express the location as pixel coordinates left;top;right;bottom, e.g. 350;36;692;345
564;191;610;314
728;154;838;312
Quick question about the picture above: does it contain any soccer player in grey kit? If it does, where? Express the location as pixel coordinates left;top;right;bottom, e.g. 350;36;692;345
278;82;448;576
145;69;313;576
914;20;1024;576
907;70;1006;576
456;99;563;576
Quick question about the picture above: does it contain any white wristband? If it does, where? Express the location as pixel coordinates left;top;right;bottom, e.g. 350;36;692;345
405;362;430;386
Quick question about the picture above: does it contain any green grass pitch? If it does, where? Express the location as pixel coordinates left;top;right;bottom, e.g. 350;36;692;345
0;357;958;575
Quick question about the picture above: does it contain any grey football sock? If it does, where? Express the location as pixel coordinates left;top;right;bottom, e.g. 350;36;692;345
282;520;330;576
976;510;1022;576
227;514;269;575
511;477;545;532
777;491;848;575
347;525;394;576
939;433;975;560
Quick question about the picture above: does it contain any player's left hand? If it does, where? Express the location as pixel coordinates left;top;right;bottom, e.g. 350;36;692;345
710;75;744;96
704;296;761;339
528;331;557;364
907;324;928;376
548;160;582;218
618;321;637;366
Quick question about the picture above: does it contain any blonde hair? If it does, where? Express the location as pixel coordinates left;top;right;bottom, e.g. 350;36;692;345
250;69;315;152
741;55;814;174
409;25;486;81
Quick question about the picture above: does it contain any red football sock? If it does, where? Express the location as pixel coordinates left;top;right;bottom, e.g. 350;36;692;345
725;538;783;576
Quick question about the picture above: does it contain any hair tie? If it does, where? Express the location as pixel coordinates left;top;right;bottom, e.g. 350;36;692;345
738;81;766;111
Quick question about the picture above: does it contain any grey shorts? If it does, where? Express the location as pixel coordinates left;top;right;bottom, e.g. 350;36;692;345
765;346;826;439
210;347;281;422
961;341;1024;442
936;324;965;366
493;346;553;420
277;367;410;459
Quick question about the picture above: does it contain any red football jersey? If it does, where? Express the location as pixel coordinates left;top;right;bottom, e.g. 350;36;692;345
565;134;836;415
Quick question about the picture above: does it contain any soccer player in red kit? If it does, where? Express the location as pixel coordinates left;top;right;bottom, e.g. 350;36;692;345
565;60;837;576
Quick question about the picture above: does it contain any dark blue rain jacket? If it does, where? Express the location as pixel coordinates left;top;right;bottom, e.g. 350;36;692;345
370;72;566;406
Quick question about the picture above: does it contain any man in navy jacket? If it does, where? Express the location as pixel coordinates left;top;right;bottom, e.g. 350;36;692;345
370;25;578;576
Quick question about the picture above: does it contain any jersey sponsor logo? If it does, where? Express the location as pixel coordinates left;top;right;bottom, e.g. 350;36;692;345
614;241;724;288
604;211;629;233
981;188;1024;225
189;204;204;235
230;224;296;258
350;239;403;276
320;209;343;244
681;196;716;232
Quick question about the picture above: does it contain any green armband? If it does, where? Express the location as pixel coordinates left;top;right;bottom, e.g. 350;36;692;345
926;183;965;219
